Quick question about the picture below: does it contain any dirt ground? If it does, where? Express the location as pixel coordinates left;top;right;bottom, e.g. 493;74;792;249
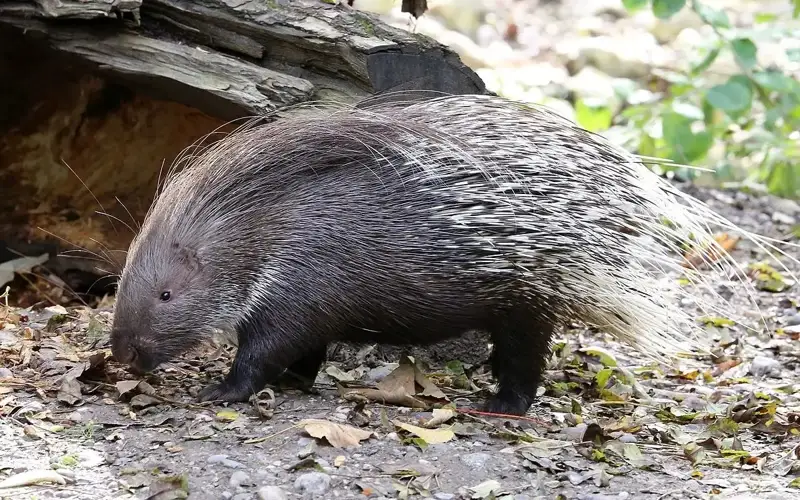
1;183;800;500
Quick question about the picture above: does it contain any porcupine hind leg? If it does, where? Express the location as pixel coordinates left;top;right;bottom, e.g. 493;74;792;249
279;347;327;390
484;307;555;416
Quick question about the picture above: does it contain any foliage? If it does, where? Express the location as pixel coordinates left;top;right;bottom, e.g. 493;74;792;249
578;0;800;198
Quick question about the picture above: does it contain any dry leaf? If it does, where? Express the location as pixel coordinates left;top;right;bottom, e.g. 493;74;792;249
216;409;239;422
394;421;455;444
375;355;448;403
0;469;67;488
683;233;739;268
57;376;83;406
424;408;456;428
116;380;141;396
298;418;374;448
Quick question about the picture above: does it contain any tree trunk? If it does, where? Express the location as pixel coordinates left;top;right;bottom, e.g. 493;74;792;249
0;0;486;303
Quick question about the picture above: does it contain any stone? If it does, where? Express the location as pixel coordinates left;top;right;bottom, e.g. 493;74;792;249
750;356;781;378
459;452;491;469
257;486;288;500
229;470;252;488
294;472;332;496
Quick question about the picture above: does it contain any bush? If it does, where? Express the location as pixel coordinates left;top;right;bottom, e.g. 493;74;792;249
582;0;800;198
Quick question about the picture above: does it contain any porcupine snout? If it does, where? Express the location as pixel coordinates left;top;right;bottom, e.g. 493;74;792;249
110;328;162;374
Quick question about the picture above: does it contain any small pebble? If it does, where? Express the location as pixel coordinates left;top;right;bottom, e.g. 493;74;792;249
0;367;13;378
750;356;781;377
257;486;288;500
294;471;332;496
77;449;104;468
787;314;800;326
222;459;245;469
772;211;795;225
229;470;252;488
618;433;637;443
434;493;455;500
460;452;491;469
681;395;708;411
221;492;233;500
208;454;229;463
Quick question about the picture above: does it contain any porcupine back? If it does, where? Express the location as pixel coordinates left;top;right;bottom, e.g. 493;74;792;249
144;93;784;363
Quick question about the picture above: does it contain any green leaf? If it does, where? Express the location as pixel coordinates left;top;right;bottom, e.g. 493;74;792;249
706;80;753;113
661;112;713;163
622;0;648;11
765;162;800;200
690;46;721;76
754;12;777;23
575;99;612;133
671;101;705;120
731;38;758;69
753;70;796;93
694;3;730;28
652;0;687;19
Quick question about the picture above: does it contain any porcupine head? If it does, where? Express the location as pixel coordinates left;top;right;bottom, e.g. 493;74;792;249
108;195;250;374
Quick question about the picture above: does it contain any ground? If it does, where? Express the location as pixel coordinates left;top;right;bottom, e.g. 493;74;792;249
1;185;800;500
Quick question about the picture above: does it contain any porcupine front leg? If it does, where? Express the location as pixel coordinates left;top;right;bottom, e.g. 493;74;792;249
198;314;325;403
484;308;555;415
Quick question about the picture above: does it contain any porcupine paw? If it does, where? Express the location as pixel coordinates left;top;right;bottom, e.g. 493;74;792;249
197;381;254;403
483;388;534;416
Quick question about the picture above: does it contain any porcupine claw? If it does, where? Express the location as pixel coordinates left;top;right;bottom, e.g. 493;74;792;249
197;381;254;403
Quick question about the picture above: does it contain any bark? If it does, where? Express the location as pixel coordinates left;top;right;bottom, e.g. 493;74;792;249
0;0;485;119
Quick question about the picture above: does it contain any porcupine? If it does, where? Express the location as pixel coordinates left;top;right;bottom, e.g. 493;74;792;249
108;92;791;416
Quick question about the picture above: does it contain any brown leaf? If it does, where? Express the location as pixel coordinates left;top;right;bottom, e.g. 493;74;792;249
116;380;141;397
376;355;448;402
683;233;740;268
57;376;83;406
298;418;374;448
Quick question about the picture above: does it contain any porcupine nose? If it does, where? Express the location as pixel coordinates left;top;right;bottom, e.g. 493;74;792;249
110;336;137;365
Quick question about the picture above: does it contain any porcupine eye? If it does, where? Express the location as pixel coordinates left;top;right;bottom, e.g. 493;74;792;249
159;291;171;302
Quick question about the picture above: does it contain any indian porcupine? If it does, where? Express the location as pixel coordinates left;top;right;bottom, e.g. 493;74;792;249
109;92;794;415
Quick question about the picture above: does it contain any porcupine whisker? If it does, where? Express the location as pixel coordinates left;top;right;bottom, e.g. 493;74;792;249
114;196;141;233
4;247;93;307
59;159;116;231
35;227;114;267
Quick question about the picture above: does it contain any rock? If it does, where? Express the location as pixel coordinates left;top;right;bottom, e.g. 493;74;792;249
230;470;252;488
682;395;708;411
772;211;795;225
77;449;104;468
565;66;621;111
772;198;800;215
459;452;491;469
257;486;288;500
0;367;12;378
364;364;396;383
294;472;332;496
787;314;800;326
750;356;781;378
434;493;456;500
208;454;229;463
644;8;705;44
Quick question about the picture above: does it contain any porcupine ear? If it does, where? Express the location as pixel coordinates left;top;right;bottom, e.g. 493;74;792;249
172;243;201;272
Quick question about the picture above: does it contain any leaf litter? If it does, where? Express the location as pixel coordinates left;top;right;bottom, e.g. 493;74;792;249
1;194;800;498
